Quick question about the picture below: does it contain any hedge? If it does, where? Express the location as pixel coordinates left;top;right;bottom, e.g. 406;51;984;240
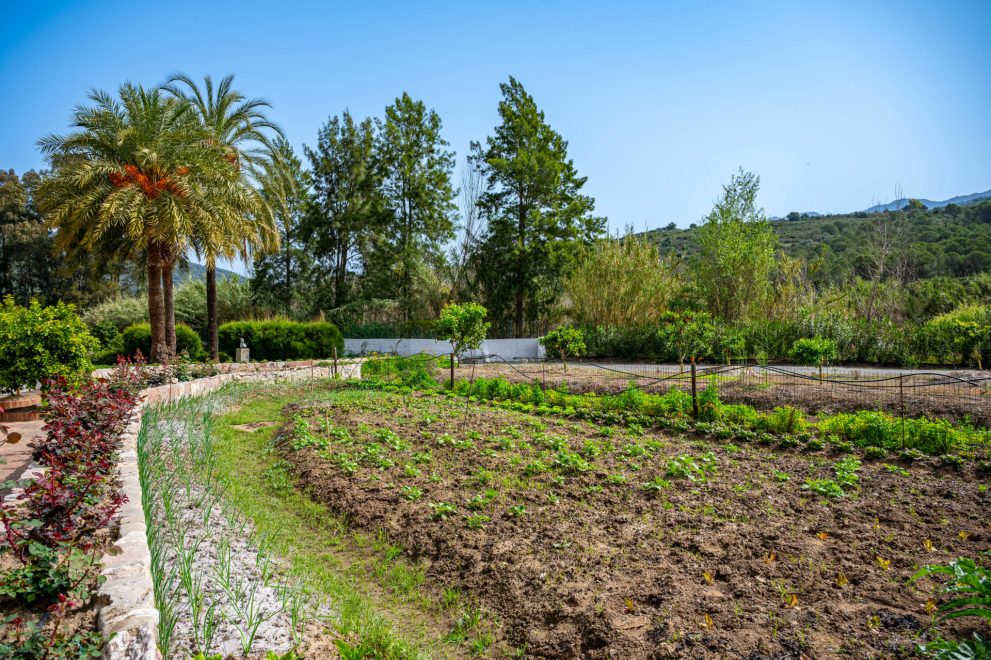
121;323;205;361
217;320;344;361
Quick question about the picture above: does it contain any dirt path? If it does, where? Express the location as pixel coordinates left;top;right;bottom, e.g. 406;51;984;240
0;420;43;489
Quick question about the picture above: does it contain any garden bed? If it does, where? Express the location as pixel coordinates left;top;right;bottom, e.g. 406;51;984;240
278;387;990;658
452;363;991;426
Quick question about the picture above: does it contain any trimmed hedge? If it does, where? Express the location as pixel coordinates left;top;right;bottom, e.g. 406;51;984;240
121;323;204;361
218;320;344;361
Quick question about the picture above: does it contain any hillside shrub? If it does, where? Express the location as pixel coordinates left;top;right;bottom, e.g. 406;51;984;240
918;304;991;367
789;337;838;366
0;297;97;394
343;321;399;338
81;295;148;332
121;323;204;361
217;320;344;361
173;277;256;337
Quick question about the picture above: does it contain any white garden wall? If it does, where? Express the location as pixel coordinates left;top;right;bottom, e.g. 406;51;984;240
343;338;545;362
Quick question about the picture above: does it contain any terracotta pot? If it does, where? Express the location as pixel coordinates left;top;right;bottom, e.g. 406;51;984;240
0;391;42;422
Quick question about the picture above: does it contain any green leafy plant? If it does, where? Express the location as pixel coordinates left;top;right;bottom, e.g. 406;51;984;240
429;502;457;521
465;514;490;530
912;554;991;658
539;326;587;371
400;485;423;502
434;302;490;384
665;452;717;482
0;297;97;393
789;337;838;369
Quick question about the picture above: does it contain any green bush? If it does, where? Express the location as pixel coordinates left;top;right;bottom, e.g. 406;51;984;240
0;297;97;393
343;321;399;338
540;326;587;369
789;337;838;366
217;320;344;361
581;325;667;360
918;304;991;367
818;409;988;455
81;295;148;332
173;277;257;338
121;323;204;361
363;355;439;388
759;406;808;434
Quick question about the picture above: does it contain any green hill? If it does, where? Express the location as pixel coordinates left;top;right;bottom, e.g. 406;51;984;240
644;199;991;285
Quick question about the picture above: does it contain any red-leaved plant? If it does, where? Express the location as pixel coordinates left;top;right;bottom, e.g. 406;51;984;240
0;359;141;653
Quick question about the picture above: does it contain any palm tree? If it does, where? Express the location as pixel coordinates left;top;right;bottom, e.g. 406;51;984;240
163;73;283;360
38;83;264;362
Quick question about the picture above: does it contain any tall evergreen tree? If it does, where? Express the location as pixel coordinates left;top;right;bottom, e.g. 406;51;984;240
470;77;603;336
303;111;380;311
372;93;456;320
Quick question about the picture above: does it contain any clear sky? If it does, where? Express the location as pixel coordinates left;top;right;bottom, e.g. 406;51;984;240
2;0;990;247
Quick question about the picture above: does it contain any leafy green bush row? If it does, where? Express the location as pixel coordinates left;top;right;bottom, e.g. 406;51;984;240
816;410;989;455
443;376;989;457
218;320;344;361
579;305;991;367
121;323;205;361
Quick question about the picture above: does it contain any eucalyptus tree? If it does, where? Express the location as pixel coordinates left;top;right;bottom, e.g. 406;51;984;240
163;73;281;360
38;83;262;362
470;77;603;337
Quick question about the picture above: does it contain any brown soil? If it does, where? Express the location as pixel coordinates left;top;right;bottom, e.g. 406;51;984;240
231;421;278;432
454;364;991;426
278;389;991;659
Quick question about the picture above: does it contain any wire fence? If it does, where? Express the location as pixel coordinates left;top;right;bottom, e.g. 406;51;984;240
435;354;991;426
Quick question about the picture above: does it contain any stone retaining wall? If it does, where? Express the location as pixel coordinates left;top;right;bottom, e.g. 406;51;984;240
100;361;360;659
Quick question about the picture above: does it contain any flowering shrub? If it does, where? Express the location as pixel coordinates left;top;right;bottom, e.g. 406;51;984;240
0;360;139;655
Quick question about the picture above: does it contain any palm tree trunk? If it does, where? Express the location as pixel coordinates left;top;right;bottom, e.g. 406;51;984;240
207;263;219;361
162;252;177;363
146;242;166;363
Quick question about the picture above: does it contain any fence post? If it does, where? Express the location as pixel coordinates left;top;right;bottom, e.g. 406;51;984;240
333;347;338;379
899;376;906;450
690;358;699;420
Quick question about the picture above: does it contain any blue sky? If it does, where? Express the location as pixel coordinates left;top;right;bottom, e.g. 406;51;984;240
2;0;990;263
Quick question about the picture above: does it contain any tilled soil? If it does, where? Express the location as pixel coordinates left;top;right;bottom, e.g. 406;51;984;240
280;390;991;659
453;364;991;426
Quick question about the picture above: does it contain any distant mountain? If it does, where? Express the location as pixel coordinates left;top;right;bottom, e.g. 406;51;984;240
862;189;991;213
174;262;246;285
770;211;821;220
